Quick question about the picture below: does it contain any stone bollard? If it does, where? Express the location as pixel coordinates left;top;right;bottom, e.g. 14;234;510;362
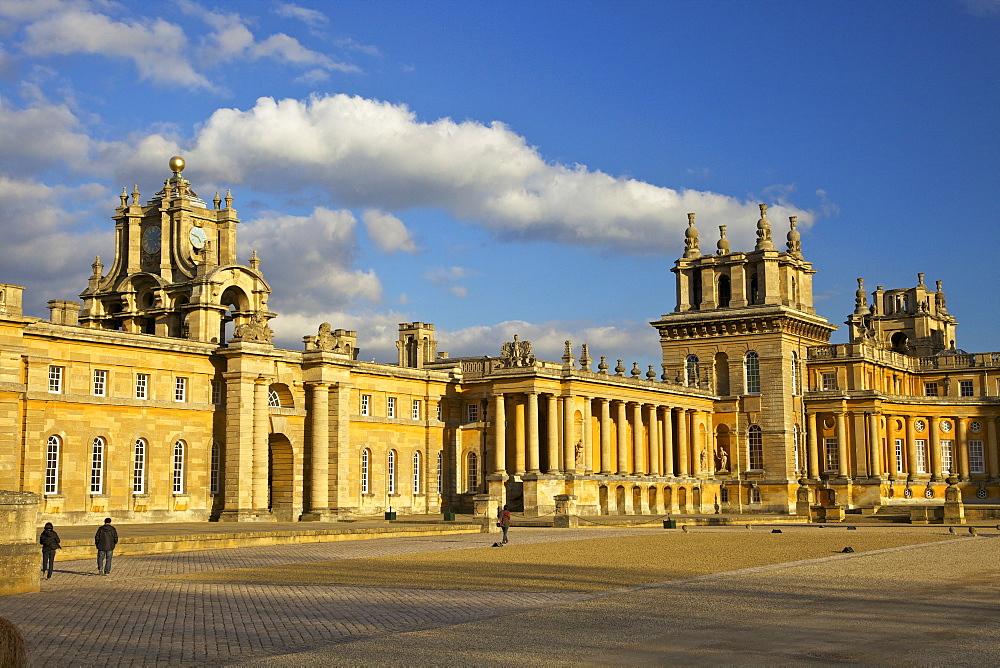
969;527;978;536
0;491;41;596
474;494;500;533
553;494;579;528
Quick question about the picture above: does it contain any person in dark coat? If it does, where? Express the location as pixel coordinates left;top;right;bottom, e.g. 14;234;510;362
39;522;60;579
95;517;119;575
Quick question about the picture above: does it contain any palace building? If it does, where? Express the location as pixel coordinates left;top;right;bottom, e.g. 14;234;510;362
1;158;997;525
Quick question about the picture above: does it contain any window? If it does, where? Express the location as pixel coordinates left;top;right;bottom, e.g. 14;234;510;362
792;425;801;473
133;439;146;494
210;442;221;494
924;382;938;397
90;437;105;494
960;380;974;397
44;435;60;494
969;441;985;474
412;399;421;420
941;440;953;475
467;403;479;423
48;366;63;394
750;486;761;504
136;373;150;400
387;450;396;494
93;369;107;397
821;372;837;391
748;425;763;470
413;451;422;494
791;352;800;395
824;438;839;472
894;439;904;474
172;441;185;493
174;377;187;402
361;449;370;494
719;485;729;503
744;351;760;394
211;380;223;405
436;452;443;494
436;403;442;421
685;355;700;387
467;452;479;492
268;389;280;407
387;396;396;418
915;439;927;473
361;394;371;416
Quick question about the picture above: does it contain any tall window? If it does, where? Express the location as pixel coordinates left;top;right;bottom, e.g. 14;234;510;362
210;442;221;494
960;380;974;397
412;399;421;420
467;452;479;491
361;449;370;494
360;394;371;416
93;369;107;397
748;426;763;470
174;377;187;402
894;439;904;474
791;352;800;395
720;485;729;503
941;440;954;475
211;379;224;405
685;355;700;387
436;452;443;494
924;382;938;397
969;441;985;474
387;450;396;495
136;373;149;400
387;396;396;418
133;439;146;494
744;351;760;394
824;438;839;472
467;403;479;422
750;486;762;504
413;451;422;494
44;435;60;494
48;366;63;394
792;424;801;473
90;437;105;494
718;275;731;307
436;403;442;421
172;441;185;493
915;439;927;473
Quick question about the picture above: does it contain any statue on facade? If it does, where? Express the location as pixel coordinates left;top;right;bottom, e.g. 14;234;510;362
232;311;273;343
499;334;535;368
715;447;729;473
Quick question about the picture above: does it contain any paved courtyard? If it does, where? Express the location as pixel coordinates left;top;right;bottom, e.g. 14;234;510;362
1;525;998;666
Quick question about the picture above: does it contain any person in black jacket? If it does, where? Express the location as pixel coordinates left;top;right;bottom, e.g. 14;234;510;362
39;522;60;579
94;517;119;575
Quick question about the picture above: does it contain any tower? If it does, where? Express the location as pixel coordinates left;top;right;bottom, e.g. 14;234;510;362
848;274;959;356
397;322;438;368
78;157;274;345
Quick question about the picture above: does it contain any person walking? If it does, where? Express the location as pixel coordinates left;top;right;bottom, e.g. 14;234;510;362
499;504;511;544
95;517;118;575
39;522;60;579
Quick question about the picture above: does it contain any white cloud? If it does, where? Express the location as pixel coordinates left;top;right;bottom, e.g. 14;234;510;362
361;209;417;254
0;96;94;173
422;266;473;297
274;3;329;28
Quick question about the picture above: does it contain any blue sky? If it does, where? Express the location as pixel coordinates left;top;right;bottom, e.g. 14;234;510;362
1;0;997;367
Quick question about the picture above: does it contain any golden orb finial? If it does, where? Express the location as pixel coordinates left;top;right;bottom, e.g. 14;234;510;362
168;156;186;174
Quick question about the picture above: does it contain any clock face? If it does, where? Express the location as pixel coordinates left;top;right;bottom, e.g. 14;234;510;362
189;226;207;250
141;226;161;254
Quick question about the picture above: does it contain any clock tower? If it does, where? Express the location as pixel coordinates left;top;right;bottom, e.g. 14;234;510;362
78;157;274;344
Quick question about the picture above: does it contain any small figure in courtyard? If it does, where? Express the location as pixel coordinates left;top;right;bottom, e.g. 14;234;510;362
39;522;61;579
498;505;511;544
95;517;119;575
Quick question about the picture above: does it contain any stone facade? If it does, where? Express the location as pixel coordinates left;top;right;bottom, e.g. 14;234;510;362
0;159;997;525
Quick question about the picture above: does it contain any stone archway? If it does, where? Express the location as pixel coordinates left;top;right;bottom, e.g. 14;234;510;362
599;485;609;515
615;485;626;515
632;486;642;514
648;486;658;514
268;433;294;521
677;486;688;513
692;487;702;514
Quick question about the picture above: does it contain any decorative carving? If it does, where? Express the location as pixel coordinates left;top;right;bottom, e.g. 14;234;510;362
579;344;591;371
786;216;801;257
499;334;535;367
715;447;729;473
683;213;701;259
755;203;774;251
231;312;273;343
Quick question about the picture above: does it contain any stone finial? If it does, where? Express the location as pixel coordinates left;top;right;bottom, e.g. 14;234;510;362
91;256;103;277
661;363;669;382
224;189;233;209
716;225;730;255
120;187;129;208
683;213;701;259
249;250;261;271
647;365;656;380
936;280;949;314
615;359;625;376
630;362;641;378
755;203;774;251
213;191;222;210
562;340;574;366
854;278;869;315
598;356;609;374
786;216;802;257
131;184;140;206
917;272;925;286
579;343;591;371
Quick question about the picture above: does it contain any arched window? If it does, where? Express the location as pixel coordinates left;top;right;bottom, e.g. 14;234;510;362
467;452;479;492
748;425;763;470
133;439;146;494
436;451;443;494
720;485;729;503
90;437;105;494
750;486;762;504
890;332;908;353
685;355;700;387
361;449;370;494
210;442;221;495
387;450;397;495
44;435;60;495
413;451;422;494
744;351;761;394
718;275;731;308
268;389;280;407
173;440;185;493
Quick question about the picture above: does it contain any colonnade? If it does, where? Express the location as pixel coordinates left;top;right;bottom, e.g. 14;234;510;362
805;410;1000;481
490;392;713;479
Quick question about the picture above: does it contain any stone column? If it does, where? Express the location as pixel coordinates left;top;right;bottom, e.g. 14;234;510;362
807;411;820;479
308;382;329;515
868;412;881;478
956;417;969;480
836;411;849;479
616;400;628;475
632;402;645;475
929;416;942;481
563;395;575;472
677;409;689;476
514;395;526;475
662;407;674;476
599;398;611;474
987;417;999;478
647;405;660;476
546;394;559;473
492;393;506;475
253;376;270;511
905;415;918;481
526;392;540;473
582;396;593;474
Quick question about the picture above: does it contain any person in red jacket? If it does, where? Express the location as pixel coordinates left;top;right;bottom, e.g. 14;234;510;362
498;505;511;544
